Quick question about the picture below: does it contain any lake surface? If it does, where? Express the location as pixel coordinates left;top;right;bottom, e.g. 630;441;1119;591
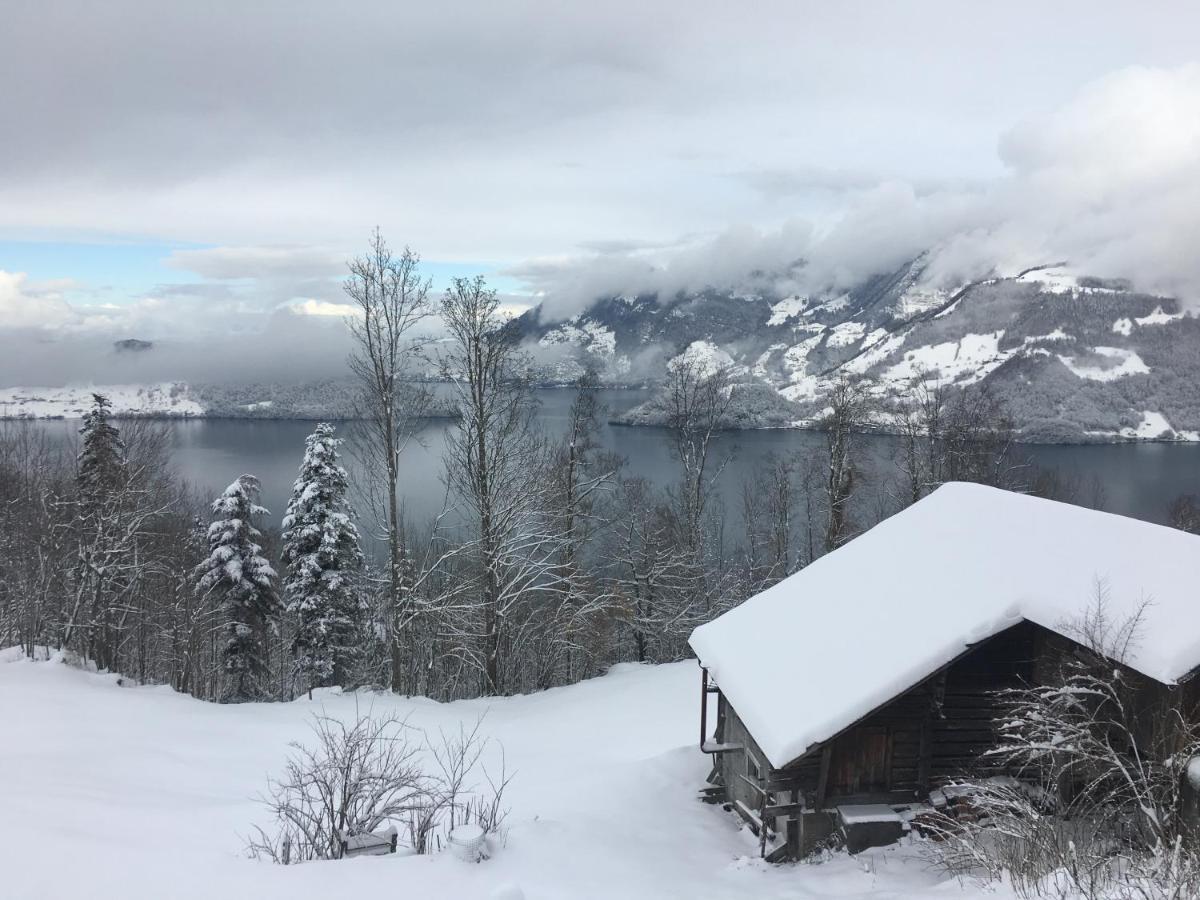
18;389;1200;542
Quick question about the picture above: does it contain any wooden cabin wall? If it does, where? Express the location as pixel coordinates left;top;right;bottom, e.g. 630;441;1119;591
714;621;1199;859
770;621;1043;805
716;695;778;815
927;620;1039;783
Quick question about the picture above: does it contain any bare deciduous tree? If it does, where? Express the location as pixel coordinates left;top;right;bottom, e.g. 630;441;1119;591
820;375;875;552
248;709;511;864
1168;494;1200;534
440;275;566;695
894;378;1023;510
249;710;428;862
344;229;433;692
663;357;734;556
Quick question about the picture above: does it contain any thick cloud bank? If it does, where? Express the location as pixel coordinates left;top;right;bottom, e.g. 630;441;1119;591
520;65;1200;317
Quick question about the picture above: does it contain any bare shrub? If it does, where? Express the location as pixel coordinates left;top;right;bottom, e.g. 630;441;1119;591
923;588;1200;899
248;709;511;864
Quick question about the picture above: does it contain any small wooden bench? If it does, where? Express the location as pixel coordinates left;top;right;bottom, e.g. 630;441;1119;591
338;826;398;858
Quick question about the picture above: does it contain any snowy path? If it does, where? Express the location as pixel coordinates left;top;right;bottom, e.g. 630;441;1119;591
0;652;1003;899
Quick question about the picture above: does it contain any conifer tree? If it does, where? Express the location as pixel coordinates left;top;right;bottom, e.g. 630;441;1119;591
77;393;126;507
196;474;280;702
64;393;131;665
281;424;365;695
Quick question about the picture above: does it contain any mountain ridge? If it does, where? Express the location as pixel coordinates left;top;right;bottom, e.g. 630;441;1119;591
515;256;1200;443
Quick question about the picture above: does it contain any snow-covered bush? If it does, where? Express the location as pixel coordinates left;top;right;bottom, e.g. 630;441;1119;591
248;710;510;864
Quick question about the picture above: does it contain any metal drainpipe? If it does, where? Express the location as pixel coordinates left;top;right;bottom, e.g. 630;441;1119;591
699;663;722;753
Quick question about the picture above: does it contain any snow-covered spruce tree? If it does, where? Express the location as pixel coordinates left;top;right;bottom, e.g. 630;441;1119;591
64;393;131;667
281;423;365;695
77;393;126;508
196;474;280;702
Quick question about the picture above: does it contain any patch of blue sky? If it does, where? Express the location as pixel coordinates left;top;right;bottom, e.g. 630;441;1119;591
405;259;526;295
0;239;526;301
0;239;205;306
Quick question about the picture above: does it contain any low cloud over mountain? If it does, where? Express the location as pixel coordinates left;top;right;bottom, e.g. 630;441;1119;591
516;65;1200;319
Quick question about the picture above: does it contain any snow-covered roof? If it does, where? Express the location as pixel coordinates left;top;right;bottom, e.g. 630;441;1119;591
689;482;1200;769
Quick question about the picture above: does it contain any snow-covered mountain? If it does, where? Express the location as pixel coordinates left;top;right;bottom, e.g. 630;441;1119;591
514;257;1200;442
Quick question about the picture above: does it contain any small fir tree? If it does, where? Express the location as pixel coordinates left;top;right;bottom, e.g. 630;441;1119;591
196;474;280;702
77;393;126;507
281;424;365;695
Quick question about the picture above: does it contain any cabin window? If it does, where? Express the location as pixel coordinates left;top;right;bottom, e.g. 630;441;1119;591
745;749;763;783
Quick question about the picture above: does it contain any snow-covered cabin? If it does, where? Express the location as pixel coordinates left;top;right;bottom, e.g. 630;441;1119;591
690;482;1200;859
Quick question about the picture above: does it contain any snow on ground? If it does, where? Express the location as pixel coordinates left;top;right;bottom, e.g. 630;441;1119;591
0;653;1006;900
1135;306;1185;327
1016;266;1125;296
859;328;889;349
1057;346;1150;382
1119;411;1175;440
766;295;808;326
843;331;909;377
779;333;830;401
779;376;823;403
882;331;1009;387
1086;411;1199;442
0;382;203;418
826;321;867;349
1017;267;1081;294
537;321;617;357
891;284;954;320
805;293;850;316
1023;329;1069;344
669;340;742;378
1112;318;1134;336
752;344;787;379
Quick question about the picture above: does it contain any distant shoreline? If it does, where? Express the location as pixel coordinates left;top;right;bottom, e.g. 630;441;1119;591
6;408;1198;446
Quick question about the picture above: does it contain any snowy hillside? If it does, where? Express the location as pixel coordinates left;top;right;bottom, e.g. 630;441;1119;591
515;258;1200;442
0;651;1009;900
0;380;461;421
0;382;203;418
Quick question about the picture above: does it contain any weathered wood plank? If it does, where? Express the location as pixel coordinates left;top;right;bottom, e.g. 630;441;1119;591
763;802;805;818
814;744;833;809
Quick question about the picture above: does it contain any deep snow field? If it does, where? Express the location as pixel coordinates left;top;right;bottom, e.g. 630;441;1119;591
0;650;1008;900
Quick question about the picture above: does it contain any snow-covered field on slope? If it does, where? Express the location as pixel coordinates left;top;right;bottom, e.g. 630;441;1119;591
0;652;1007;900
0;382;203;418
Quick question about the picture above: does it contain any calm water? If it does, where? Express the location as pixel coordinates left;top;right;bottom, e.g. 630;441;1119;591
18;389;1200;538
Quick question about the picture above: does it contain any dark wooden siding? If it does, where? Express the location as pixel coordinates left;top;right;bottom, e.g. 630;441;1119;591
770;620;1044;804
929;620;1038;781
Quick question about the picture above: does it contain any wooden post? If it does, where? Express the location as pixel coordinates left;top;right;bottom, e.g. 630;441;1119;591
787;787;801;858
814;744;833;810
758;791;770;858
917;716;932;792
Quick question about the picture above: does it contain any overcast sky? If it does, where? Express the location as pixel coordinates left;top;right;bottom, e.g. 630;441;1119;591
1;1;1199;381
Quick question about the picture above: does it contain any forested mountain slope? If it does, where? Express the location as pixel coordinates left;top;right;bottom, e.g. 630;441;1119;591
515;258;1199;442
